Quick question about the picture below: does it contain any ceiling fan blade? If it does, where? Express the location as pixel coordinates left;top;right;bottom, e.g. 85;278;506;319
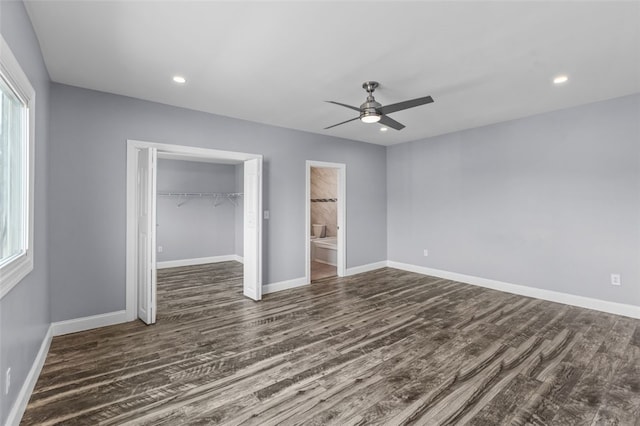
379;96;434;115
326;101;361;112
379;115;405;130
324;116;360;130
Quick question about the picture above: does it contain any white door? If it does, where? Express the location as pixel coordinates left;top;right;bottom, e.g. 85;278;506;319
137;147;157;324
243;158;262;300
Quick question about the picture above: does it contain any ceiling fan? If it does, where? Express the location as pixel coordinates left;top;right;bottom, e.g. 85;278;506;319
325;81;434;131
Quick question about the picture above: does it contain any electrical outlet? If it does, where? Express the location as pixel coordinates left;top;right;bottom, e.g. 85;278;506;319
5;368;10;395
611;274;621;286
157;246;163;253
423;249;429;257
263;210;270;220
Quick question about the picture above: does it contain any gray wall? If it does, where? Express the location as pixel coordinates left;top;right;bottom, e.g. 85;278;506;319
0;1;51;423
387;93;640;306
156;159;237;262
49;83;388;322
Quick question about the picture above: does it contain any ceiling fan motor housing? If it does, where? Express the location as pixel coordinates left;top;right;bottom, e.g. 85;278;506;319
360;98;382;122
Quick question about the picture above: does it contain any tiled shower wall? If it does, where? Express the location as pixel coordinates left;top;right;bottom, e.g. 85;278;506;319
310;167;337;237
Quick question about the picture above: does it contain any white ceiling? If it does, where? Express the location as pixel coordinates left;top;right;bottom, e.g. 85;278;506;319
25;1;640;146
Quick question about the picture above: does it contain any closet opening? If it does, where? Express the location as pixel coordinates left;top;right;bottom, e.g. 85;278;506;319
154;157;245;323
126;141;262;325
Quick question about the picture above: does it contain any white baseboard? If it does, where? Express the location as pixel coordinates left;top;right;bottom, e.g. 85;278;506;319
345;261;388;277
387;261;640;319
263;276;308;294
51;310;129;336
6;324;53;426
157;255;243;269
263;260;388;295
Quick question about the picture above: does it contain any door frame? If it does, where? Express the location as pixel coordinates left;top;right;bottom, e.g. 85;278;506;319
126;139;263;322
305;160;346;283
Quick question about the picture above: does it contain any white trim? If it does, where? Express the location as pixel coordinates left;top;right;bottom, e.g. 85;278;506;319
6;325;52;426
243;157;263;301
128;140;261;163
126;142;138;320
305;165;310;285
345;261;388;276
264;260;386;295
263;277;308;294
305;161;347;286
126;139;263;321
0;35;36;300
157;255;243;269
51;310;128;336
387;261;640;319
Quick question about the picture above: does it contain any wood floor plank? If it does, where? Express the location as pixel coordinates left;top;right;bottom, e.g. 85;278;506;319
546;317;638;425
21;263;640;425
590;331;640;425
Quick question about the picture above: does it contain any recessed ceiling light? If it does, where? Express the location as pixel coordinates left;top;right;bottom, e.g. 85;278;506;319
172;76;186;84
553;75;568;85
380;127;388;132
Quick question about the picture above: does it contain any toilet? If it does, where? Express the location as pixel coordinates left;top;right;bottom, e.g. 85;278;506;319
312;224;326;238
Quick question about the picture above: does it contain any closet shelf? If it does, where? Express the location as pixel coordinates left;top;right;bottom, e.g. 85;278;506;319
158;192;243;207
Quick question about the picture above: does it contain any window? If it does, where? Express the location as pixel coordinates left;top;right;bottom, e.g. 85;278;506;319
0;35;35;299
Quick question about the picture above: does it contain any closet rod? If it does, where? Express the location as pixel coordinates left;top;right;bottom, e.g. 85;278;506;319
158;192;243;207
157;192;243;197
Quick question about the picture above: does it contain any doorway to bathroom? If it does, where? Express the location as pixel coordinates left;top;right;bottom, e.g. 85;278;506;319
305;161;346;283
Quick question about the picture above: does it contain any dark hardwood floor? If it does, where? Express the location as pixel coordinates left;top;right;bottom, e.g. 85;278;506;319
22;262;640;425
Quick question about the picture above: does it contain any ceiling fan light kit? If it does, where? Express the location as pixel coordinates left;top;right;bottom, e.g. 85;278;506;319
325;81;434;131
360;113;381;123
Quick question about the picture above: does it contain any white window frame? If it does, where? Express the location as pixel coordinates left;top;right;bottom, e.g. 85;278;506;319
0;35;36;299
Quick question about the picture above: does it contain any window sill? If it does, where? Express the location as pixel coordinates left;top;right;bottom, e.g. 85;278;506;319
0;253;33;299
